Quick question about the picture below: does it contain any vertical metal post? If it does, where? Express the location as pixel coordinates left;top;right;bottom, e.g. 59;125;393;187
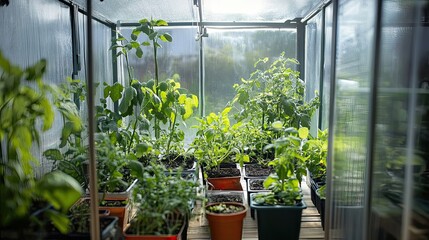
195;0;205;116
363;0;383;238
325;0;338;238
86;1;100;240
318;8;326;130
296;21;306;79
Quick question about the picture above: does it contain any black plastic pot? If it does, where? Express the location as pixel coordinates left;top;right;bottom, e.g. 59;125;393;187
246;178;269;219
46;216;121;240
250;193;307;240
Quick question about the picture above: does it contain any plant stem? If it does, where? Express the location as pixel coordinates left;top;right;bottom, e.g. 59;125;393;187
166;105;178;153
153;40;160;139
124;53;133;84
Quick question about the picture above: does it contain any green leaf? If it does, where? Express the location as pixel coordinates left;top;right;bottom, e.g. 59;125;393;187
109;82;124;102
155;19;168;26
158;82;168;91
159;33;172;42
135;47;143;58
43;149;64;161
128;160;144;178
40;97;54;131
298;127;309;139
119;86;137;115
45;210;70;234
130;41;140;48
135;142;150;157
36;171;83;212
272;121;283;130
60;122;74;148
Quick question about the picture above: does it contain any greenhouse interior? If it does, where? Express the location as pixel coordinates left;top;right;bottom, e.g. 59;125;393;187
1;0;428;239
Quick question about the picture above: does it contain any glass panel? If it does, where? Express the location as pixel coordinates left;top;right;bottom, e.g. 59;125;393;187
369;1;429;239
118;26;200;145
330;0;376;238
305;11;323;135
203;28;297;115
0;0;73;176
203;0;322;22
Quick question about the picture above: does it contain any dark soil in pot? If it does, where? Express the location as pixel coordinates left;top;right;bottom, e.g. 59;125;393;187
160;153;196;170
249;179;265;190
207;193;244;203
207;168;240;178
244;164;273;178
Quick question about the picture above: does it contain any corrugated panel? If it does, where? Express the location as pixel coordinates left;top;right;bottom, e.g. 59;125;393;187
305;10;323;136
329;0;376;238
0;0;73;176
72;0;197;22
203;0;323;22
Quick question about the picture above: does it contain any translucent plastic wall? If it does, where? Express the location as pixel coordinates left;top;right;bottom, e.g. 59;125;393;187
77;12;115;118
320;4;334;131
329;0;376;238
0;0;115;175
203;28;297;114
369;1;429;239
305;11;323;136
0;0;73;175
324;1;429;239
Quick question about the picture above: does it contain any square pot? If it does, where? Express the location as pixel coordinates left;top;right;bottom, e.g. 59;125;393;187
250;193;307;240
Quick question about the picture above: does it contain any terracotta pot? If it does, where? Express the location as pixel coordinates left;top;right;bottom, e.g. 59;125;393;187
99;201;132;231
207;176;243;190
205;202;247;240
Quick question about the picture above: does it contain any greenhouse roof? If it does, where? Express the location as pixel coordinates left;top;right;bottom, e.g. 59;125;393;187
72;0;324;24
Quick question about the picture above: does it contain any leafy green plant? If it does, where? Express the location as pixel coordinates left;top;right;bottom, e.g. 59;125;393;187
111;18;197;159
0;51;83;233
252;126;309;206
191;107;248;169
231;52;319;131
303;128;328;180
206;203;245;214
44;79;144;198
127;163;200;235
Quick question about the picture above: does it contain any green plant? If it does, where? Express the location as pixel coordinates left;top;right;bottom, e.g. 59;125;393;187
0;51;83;233
231;52;319;131
44;79;144;198
191;107;248;169
111;19;197;158
206;203;245;214
128;163;200;235
252;126;309;206
303;128;328;180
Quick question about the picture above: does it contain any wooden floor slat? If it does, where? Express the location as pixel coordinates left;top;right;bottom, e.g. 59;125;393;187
187;178;325;239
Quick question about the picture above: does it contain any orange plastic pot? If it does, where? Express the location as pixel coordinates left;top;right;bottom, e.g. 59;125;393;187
207;176;243;190
205;202;247;240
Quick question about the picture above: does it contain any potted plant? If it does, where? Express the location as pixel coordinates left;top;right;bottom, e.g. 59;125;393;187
250;126;309;240
204;202;247;240
112;18;198;172
302;128;328;209
44;199;122;240
191;107;247;190
124;163;200;240
0;52;84;238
